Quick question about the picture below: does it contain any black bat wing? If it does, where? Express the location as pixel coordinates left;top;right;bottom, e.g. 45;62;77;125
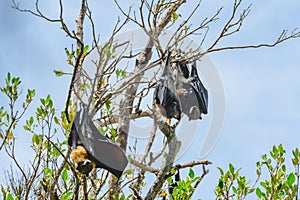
154;79;181;120
190;61;208;114
189;79;208;114
154;51;182;120
68;123;80;150
178;62;189;79
175;61;203;119
70;105;128;179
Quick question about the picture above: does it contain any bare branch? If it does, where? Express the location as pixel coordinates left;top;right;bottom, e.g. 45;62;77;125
145;121;181;200
173;160;212;171
12;0;61;22
205;29;300;54
96;109;153;127
131;159;159;174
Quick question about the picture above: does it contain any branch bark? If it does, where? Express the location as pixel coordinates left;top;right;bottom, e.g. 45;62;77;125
145;122;181;200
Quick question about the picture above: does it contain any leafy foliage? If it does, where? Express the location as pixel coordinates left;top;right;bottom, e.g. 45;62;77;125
215;145;300;200
215;164;253;199
168;168;201;199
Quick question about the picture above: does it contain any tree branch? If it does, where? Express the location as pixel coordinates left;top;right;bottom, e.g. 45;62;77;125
145;121;181;199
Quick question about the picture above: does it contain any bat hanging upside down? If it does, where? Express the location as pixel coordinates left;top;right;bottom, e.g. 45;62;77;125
71;144;96;175
154;51;182;126
68;105;128;178
175;60;208;120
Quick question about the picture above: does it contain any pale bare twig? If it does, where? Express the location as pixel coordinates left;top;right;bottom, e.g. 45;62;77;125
130;159;159;174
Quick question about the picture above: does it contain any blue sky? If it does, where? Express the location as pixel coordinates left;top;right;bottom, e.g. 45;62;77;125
1;0;300;199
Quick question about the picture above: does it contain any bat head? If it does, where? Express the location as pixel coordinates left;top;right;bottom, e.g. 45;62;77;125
77;160;93;175
188;106;202;120
71;145;96;175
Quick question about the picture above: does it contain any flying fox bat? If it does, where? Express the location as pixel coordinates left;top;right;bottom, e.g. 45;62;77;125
154;51;182;125
68;105;128;178
176;60;208;120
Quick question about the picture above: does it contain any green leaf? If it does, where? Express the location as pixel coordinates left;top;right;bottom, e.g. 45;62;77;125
65;191;73;199
260;182;266;189
287;173;295;186
293;148;299;157
7;193;14;200
127;155;132;163
105;99;111;110
76;48;80;57
99;127;108;135
54;117;60;125
83;45;89;53
7;72;11;82
110;128;117;137
189;168;195;179
171;11;179;21
23;125;30;131
217;167;224;175
40;98;45;106
46;95;51;104
116;69;120;78
65;48;70;56
124;168;133;175
103;43;111;57
119;193;125;200
256;187;262;198
29;116;34;125
229;163;234;174
62;169;68;181
218;179;224;189
54;70;64;77
167;176;173;185
32;134;41;145
61;191;73;200
121;70;127;78
44;167;52;175
232;185;237;193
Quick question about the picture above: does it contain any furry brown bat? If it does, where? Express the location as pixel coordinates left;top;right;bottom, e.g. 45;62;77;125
71;145;96;175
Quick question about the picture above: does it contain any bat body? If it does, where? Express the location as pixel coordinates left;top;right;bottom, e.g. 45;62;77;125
68;105;128;178
176;61;208;120
154;51;182;124
189;61;208;115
